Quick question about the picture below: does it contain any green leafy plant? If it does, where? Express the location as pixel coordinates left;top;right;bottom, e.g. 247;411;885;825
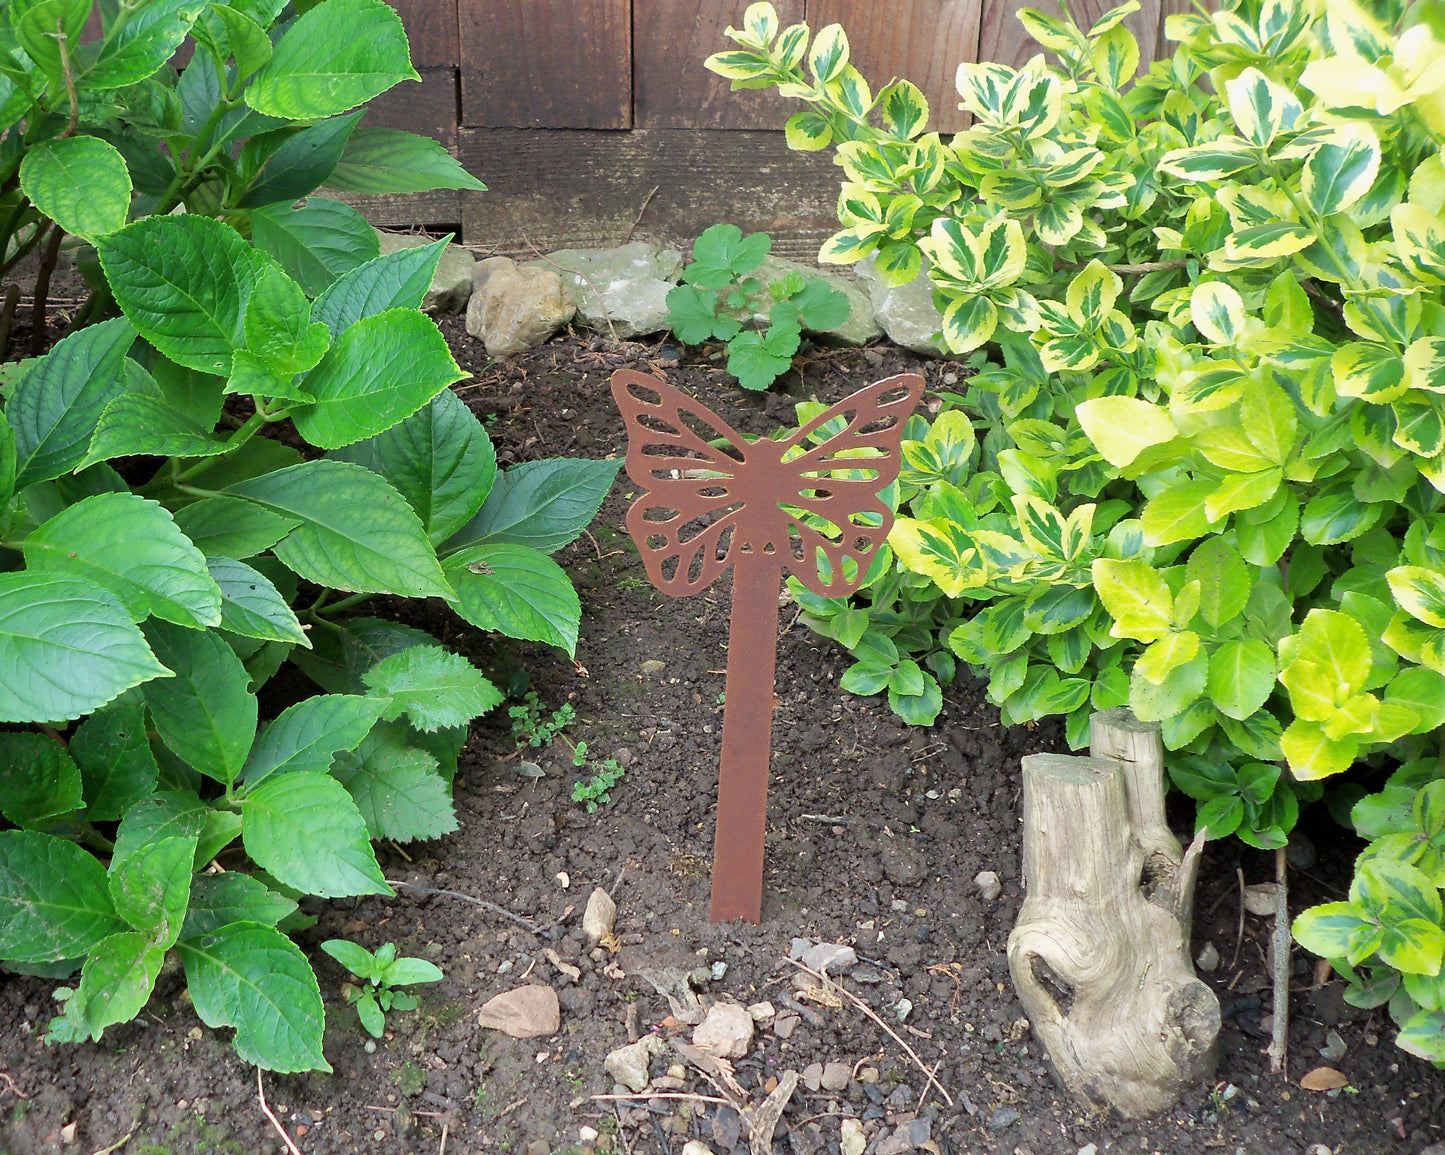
320;938;443;1038
508;690;575;749
709;0;1445;1063
0;1;621;1075
570;743;626;813
666;222;849;390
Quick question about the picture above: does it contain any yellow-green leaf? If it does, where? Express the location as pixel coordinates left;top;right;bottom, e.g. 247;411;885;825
1388;565;1445;628
1332;342;1407;403
1302;123;1381;217
1191;281;1247;345
1281;718;1360;780
1205;466;1281;521
1093;558;1174;642
1074;396;1177;467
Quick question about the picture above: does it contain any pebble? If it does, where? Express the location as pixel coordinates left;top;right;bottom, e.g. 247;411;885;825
477;985;560;1039
802;1062;823;1092
692;1001;754;1059
974;870;1002;901
774;1013;800;1038
988;1107;1020;1131
801;942;858;975
1196;941;1220;972
1078;1145;1098;1155
681;1143;715;1155
578;1127;599;1142
363;1041;376;1054
841;1117;867;1155
747;1001;775;1022
876;1118;931;1155
711;961;728;981
820;1061;851;1091
582;887;616;946
710;1105;741;1148
604;1037;665;1093
1286;830;1318;870
641;659;665;675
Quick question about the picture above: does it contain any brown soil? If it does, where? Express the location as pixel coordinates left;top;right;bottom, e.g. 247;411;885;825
0;289;1441;1155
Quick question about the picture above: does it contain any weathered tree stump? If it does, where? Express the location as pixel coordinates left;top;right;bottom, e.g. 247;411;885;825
1006;709;1220;1118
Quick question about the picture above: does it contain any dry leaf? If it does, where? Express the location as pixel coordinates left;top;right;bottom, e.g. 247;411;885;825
1299;1066;1349;1091
542;948;580;981
798;984;844;1008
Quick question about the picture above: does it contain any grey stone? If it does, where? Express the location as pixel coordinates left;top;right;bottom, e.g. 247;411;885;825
1286;830;1318;870
800;941;857;975
875;1118;931;1155
524;243;683;339
820;1061;851;1091
855;255;949;355
802;1062;823;1092
582;886;616;947
987;1107;1020;1131
466;257;575;356
749;255;881;346
1196;941;1220;973
840;1118;867;1155
692;1001;754;1059
374;230;475;313
974;870;1002;902
476;984;560;1039
710;1105;741;1149
789;937;812;960
603;1036;665;1093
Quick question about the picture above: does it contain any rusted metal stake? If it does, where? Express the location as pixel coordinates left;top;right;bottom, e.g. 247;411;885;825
612;369;923;923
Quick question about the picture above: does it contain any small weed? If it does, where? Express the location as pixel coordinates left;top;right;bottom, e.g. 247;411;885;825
320;940;443;1038
509;691;575;748
394;1061;427;1096
572;757;626;812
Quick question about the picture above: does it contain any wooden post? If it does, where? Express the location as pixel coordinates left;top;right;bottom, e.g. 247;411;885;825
1007;711;1220;1118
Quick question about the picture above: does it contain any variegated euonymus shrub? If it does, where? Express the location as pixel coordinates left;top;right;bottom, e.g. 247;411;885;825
0;0;619;1072
709;0;1445;1062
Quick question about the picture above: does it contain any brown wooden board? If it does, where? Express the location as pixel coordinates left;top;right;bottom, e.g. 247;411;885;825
459;0;631;129
807;0;983;134
457;128;842;262
633;0;805;129
329;189;463;230
360;66;459;148
389;0;458;69
979;0;1168;71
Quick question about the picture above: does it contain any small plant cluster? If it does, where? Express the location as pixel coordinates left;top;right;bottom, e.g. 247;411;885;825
569;740;626;813
710;0;1445;1063
0;0;620;1073
509;690;576;749
321;938;442;1038
666;222;850;390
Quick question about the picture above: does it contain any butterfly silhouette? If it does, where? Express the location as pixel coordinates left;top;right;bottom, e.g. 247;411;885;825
610;370;925;599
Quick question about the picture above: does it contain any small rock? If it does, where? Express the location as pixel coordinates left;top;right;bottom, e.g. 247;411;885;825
1195;941;1220;973
1243;882;1280;916
800;942;857;975
747;1001;775;1022
802;1062;823;1092
895;998;913;1022
641;659;666;676
604;1037;665;1093
711;1105;742;1149
525;1140;549;1155
582;887;617;947
974;870;1002;901
374;230;476;313
466;257;575;357
774;1013;800;1039
855;255;949;355
820;1061;851;1091
711;961;728;981
1077;1145;1098;1155
477;985;560;1039
1319;1028;1347;1061
876;1117;931;1155
789;937;812;960
681;1143;715;1155
578;1126;599;1142
988;1107;1020;1131
525;243;683;339
840;1117;867;1155
692;1001;754;1059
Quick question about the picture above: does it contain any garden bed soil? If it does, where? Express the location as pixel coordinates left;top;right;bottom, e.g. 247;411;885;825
1;291;1442;1155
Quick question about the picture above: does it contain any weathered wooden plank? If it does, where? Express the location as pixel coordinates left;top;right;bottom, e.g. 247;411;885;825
979;0;1168;71
360;66;459;148
459;0;631;129
457;129;842;262
807;0;982;134
389;0;458;69
329;189;463;230
633;0;805;129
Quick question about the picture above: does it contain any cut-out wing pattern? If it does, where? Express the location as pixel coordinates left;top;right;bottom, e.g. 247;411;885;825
611;370;925;598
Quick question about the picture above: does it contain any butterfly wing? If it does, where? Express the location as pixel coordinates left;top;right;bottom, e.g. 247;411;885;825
773;373;925;598
611;369;751;597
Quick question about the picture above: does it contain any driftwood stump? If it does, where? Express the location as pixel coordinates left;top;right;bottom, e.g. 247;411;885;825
1007;708;1220;1118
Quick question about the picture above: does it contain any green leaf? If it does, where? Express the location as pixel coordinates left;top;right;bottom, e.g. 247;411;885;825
108;835;194;947
0;731;82;828
237;267;331;383
20;136;132;243
325;128;485;194
171;497;299;560
24;493;221;629
784;110;833;150
1185;537;1250;628
1093;558;1173;641
70;930;165;1039
246;0;418;120
1129;651;1209;722
141;620;257;787
0;832;125;963
16;0;91;88
889;676;943;725
1075;396;1176;467
320;938;376;978
291;309;464;449
1293;901;1374;961
331;727;458;842
99;216;268;376
447;457;621;554
1302;123;1381;217
181;873;297;940
1281;718;1359;780
236;111;363;209
86;0;207;87
241;770;389;898
362;644;503;731
1141;480;1216;545
225;460;452;598
1397;1008;1445;1064
178;922;330;1072
249;197;379;296
111;791;209;868
312;240;447;337
240;694;386;789
1197;793;1244;839
383;956;443;986
83;395;228;466
0;573;169;725
70;697;159;822
1388;565;1445;628
1207;638;1276;721
331;389;496;545
207;556;309;645
443;542;581;654
8;317;137;488
727;325;799;391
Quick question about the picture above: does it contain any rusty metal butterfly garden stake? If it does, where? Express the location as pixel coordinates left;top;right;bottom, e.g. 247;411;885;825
611;369;924;922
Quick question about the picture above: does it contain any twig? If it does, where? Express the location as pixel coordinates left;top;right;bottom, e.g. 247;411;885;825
612;1100;635;1155
438;1120;448;1155
1267;846;1290;1076
384;878;544;934
783;958;953;1108
29;223;63;356
624;185;660;243
1230;867;1247;971
0;1070;28;1099
0;284;20;357
257;1068;303;1155
89;1127;137;1155
522;236;621;343
592;1092;732;1106
363;1105;447;1118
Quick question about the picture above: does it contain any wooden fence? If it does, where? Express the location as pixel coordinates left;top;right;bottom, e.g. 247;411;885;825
359;0;1183;258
